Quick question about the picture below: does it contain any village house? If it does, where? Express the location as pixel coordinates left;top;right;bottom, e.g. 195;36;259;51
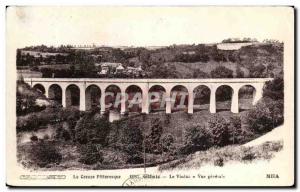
96;62;123;75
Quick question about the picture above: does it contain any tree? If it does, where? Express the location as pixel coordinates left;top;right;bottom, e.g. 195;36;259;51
249;64;266;78
149;64;179;78
236;66;244;78
75;113;110;144
145;118;163;154
210;66;233;78
193;69;210;78
208;115;229;146
29;141;62;167
79;144;103;165
183;124;212;153
245;98;283;134
228;116;243;144
263;77;284;100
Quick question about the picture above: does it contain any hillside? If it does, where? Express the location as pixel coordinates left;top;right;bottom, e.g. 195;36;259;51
17;42;283;79
158;125;285;171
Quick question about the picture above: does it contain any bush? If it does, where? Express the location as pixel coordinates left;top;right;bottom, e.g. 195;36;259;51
75;113;110;144
208;115;229;147
29;141;62;167
249;64;266;78
164;114;171;125
210;66;233;78
182;124;212;154
30;135;38;142
245;98;283;134
228;116;243;144
241;148;256;162
145;118;163;154
160;134;175;152
263;77;284;100
107;118;144;164
125;144;144;164
43;134;50;140
79;144;103;165
236;66;244;78
214;157;224;167
16;81;47;116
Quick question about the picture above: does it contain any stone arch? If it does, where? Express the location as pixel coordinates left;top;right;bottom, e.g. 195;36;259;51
193;85;211;112
85;84;101;111
215;85;233;112
105;84;121;112
125;85;143;113
238;84;256;111
66;84;80;108
149;85;166;113
33;83;45;95
170;85;188;113
48;84;62;105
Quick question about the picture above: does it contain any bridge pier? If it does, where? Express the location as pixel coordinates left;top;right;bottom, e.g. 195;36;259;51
79;85;86;111
141;88;149;114
209;87;216;113
187;89;194;114
120;88;126;115
100;95;106;114
62;86;66;108
231;86;240;113
253;84;264;105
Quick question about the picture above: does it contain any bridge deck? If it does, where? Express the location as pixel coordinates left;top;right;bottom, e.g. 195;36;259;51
24;78;273;83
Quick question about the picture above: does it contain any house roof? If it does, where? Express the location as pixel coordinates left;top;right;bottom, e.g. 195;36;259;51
95;62;122;68
116;65;125;70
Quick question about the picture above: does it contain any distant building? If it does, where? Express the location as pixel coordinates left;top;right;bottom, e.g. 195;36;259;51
115;65;125;73
182;51;196;55
217;42;255;50
70;44;96;50
125;66;143;75
96;62;123;75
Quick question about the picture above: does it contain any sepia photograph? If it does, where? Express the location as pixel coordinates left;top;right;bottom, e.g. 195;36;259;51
6;6;295;187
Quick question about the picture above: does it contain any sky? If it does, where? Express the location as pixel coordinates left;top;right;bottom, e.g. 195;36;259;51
6;6;293;47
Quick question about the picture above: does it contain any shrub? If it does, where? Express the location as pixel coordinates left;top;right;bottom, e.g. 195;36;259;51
164;114;171;125
263;77;284;100
29;141;62;167
61;129;71;141
160;134;175;152
79;144;103;165
193;69;210;78
125;144;144;164
182;124;212;154
245;98;283;134
241;148;256;162
249;64;266;78
236;66;244;78
43;134;50;140
30;135;38;142
228;116;243;144
145;118;163;154
214;157;224;167
75;113;110;144
208;115;229;147
108;118;144;164
211;66;233;78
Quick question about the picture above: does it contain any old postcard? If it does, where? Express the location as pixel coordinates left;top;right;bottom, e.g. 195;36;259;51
6;6;294;187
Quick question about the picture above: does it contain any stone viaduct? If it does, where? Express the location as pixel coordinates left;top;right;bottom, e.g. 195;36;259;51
24;78;272;114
